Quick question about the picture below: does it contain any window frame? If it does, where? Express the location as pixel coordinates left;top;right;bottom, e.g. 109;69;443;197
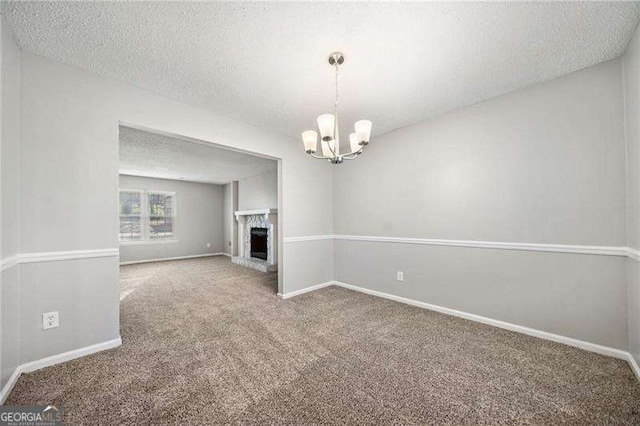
118;189;144;243
118;189;178;245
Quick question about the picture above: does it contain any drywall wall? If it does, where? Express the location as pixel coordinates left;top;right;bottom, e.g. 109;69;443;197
625;22;640;367
238;169;277;211
334;58;628;349
335;241;627;349
1;16;21;390
222;181;238;256
118;175;224;263
13;49;332;374
19;257;119;365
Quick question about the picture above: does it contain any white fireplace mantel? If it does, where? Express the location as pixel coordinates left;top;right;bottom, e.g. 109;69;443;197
234;208;278;219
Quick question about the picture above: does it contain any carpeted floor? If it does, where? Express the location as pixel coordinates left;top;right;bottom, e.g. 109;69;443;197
6;257;640;424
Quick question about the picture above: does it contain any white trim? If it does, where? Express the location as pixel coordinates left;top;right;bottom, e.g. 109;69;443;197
0;337;122;404
0;254;20;272
0;366;22;405
626;247;640;262
235;208;277;217
119;252;224;266
277;281;333;299
281;281;637;374
627;353;640;381
1;249;119;272
333;235;626;257
283;235;334;243
0;238;637;269
331;281;629;360
119;238;179;246
19;248;119;264
283;234;631;257
220;252;232;257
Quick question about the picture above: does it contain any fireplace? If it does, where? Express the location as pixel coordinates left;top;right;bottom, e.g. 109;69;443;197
250;227;268;260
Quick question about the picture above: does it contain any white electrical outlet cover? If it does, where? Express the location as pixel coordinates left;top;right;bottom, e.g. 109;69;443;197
397;271;404;281
42;311;59;330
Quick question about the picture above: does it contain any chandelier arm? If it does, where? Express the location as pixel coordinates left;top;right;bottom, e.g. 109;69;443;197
342;146;365;158
326;141;337;158
309;152;331;160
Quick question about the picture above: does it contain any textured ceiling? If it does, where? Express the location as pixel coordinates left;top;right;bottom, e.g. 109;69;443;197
119;126;276;185
3;2;640;143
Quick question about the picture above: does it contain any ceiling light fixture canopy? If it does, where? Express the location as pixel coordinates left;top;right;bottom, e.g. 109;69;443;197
301;52;371;164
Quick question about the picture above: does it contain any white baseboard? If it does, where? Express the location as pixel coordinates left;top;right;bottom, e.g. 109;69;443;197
277;281;333;300
119;253;224;266
283;280;638;374
220;252;232;257
332;281;629;360
627;353;640;381
0;367;22;406
0;337;122;404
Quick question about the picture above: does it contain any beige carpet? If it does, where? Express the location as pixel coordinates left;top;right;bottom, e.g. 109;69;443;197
6;256;640;424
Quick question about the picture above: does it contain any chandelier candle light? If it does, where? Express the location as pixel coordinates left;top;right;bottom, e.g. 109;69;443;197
302;52;372;164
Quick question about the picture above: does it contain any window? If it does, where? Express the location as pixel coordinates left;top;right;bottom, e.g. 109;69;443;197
148;192;174;239
119;189;176;243
119;191;142;241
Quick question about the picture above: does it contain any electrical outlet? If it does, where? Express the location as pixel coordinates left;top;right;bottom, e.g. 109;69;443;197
42;311;59;330
397;271;404;282
206;243;211;248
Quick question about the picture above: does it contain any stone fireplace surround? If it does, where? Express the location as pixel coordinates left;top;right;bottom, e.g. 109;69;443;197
231;209;277;272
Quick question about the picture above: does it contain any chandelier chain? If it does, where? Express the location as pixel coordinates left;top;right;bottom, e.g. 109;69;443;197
335;61;339;113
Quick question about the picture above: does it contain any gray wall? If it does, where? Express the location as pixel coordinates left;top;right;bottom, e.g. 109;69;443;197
6;48;333;379
239;169;277;211
625;23;640;367
118;175;224;263
334;59;629;349
19;257;119;365
1;16;21;389
222;181;238;256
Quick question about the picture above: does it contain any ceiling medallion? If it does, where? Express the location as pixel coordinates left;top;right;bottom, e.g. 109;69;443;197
301;52;372;165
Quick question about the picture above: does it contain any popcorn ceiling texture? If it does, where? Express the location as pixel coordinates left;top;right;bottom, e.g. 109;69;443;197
119;126;276;185
2;2;640;140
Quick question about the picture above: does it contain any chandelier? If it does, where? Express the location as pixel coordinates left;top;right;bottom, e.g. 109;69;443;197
301;52;372;165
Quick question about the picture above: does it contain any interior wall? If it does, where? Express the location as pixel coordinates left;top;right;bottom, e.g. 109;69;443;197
0;16;21;390
222;181;239;256
238;169;277;211
333;58;629;350
624;22;640;367
11;49;332;372
222;183;232;255
118;175;224;263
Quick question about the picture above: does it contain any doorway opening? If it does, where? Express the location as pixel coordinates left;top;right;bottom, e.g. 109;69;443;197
117;124;281;299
